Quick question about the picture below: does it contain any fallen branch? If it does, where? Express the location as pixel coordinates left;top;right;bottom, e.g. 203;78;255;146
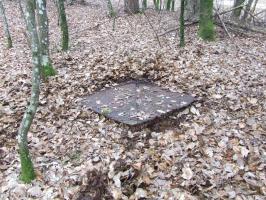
217;13;231;38
225;21;266;35
216;4;245;16
158;21;198;37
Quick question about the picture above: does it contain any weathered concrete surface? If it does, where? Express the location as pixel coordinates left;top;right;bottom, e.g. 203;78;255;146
83;81;195;126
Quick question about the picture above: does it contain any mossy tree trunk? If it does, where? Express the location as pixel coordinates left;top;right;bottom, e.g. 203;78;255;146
199;0;215;41
0;0;12;48
231;0;245;21
166;0;171;11
36;0;56;77
124;0;139;14
57;0;69;51
171;0;175;11
179;0;185;47
19;0;42;183
153;0;161;10
107;0;116;17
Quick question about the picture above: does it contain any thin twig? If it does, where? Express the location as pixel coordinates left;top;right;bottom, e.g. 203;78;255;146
142;11;162;47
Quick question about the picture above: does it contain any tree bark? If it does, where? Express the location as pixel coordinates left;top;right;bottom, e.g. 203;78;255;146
124;0;139;14
57;0;69;51
185;0;200;21
242;0;254;22
19;0;42;183
199;0;215;41
0;0;12;48
171;0;175;11
36;0;56;77
231;0;245;21
179;0;185;47
142;0;147;11
166;0;171;11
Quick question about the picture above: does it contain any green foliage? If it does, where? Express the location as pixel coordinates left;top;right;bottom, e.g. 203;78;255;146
19;146;36;183
199;0;215;41
43;63;57;77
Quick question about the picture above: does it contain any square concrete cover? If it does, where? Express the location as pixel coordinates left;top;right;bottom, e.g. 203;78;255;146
82;81;195;126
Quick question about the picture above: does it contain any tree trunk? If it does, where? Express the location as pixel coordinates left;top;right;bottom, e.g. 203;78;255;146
19;0;42;183
171;0;175;11
248;0;258;22
179;0;185;47
0;0;12;48
107;0;116;17
124;0;139;14
231;0;245;21
57;0;69;51
199;0;215;41
166;0;172;11
242;0;254;22
36;0;56;77
142;0;147;11
185;0;200;21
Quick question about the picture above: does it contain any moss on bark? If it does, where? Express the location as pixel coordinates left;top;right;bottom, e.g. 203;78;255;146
19;145;36;183
58;0;69;51
179;0;185;47
43;63;57;77
199;0;215;41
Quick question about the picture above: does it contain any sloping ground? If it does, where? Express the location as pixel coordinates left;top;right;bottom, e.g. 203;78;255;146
0;1;266;200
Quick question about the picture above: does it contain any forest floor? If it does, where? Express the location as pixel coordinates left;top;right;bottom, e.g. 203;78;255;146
0;1;266;200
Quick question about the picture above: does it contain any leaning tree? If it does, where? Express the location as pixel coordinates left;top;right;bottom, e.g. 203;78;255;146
18;0;59;183
18;0;42;183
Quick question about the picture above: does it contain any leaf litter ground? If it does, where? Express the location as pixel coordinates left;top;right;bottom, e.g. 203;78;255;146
0;1;266;199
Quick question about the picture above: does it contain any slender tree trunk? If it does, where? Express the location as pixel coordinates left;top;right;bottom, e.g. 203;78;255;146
19;0;42;183
179;0;185;47
250;0;258;14
18;0;27;24
107;0;116;17
171;0;175;11
0;0;12;48
185;0;200;21
124;0;139;14
248;0;258;22
57;0;69;51
242;0;254;22
142;0;147;11
199;0;215;41
36;0;56;77
166;0;172;11
231;0;245;21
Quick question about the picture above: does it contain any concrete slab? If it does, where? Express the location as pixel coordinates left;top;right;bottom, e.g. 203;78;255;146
82;80;195;126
